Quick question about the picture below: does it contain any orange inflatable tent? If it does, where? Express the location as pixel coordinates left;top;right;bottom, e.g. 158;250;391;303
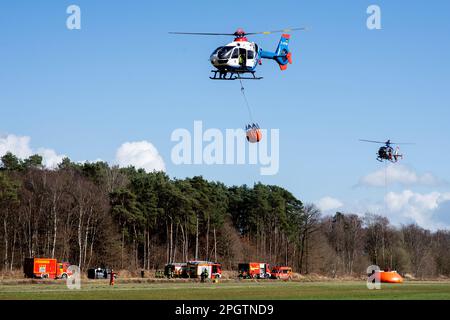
378;271;403;283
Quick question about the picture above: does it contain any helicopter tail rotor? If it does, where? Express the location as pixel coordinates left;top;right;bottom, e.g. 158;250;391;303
275;34;292;71
393;146;403;162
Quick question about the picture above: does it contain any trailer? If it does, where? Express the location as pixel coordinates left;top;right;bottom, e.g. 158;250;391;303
24;258;72;279
238;262;271;279
187;261;222;279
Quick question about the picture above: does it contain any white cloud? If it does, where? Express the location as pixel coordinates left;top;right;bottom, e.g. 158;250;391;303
37;148;66;169
359;164;443;188
385;190;450;230
115;141;165;173
1;134;166;172
317;196;344;212
0;134;33;159
319;192;450;231
0;134;65;169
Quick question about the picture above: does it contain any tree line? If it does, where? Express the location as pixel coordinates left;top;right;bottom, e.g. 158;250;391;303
1;152;449;278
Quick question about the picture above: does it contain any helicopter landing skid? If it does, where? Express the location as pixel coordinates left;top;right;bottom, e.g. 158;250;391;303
210;70;263;81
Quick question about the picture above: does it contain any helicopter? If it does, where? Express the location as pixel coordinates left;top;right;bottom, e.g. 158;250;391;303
169;27;307;80
360;139;414;163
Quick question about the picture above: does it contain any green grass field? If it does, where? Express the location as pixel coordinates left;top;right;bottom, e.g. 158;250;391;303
1;280;450;300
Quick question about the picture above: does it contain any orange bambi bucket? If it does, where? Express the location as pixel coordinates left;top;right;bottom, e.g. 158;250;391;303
246;128;262;143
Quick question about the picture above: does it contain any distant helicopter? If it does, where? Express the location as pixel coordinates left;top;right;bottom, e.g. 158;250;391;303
360;139;414;163
169;27;307;80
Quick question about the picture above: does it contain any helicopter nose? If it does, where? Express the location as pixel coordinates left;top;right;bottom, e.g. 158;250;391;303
210;57;218;66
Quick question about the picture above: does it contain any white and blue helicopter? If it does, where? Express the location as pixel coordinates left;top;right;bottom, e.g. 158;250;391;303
169;27;307;80
360;139;415;163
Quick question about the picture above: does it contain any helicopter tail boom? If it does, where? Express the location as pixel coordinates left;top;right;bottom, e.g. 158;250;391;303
260;34;293;71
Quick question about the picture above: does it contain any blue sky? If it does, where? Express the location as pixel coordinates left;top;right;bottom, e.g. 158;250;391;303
1;1;450;229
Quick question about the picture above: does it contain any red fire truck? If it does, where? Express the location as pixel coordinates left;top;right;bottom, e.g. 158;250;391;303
187;261;222;279
238;262;271;279
24;258;72;279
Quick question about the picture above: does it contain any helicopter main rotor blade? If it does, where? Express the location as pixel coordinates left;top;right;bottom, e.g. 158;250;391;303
359;139;386;144
360;139;415;145
389;142;416;145
169;27;309;37
169;32;235;36
246;27;309;35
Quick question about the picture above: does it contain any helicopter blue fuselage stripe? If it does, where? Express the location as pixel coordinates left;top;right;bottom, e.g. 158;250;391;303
260;50;288;66
260;50;276;59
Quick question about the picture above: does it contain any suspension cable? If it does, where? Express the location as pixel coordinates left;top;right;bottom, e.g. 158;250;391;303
384;160;388;216
237;74;254;123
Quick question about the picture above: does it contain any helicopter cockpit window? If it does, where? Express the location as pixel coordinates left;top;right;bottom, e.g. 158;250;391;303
217;46;234;59
212;47;223;56
231;48;239;59
247;50;254;59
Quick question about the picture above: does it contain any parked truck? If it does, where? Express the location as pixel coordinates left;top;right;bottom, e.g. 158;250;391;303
24;258;72;279
187;261;222;279
238;262;271;279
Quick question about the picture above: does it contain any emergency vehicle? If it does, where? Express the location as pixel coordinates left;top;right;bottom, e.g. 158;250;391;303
187;261;222;279
270;266;293;280
24;258;72;279
238;262;271;279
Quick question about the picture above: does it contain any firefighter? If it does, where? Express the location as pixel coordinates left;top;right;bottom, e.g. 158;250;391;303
201;268;209;283
200;270;205;282
110;269;116;286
